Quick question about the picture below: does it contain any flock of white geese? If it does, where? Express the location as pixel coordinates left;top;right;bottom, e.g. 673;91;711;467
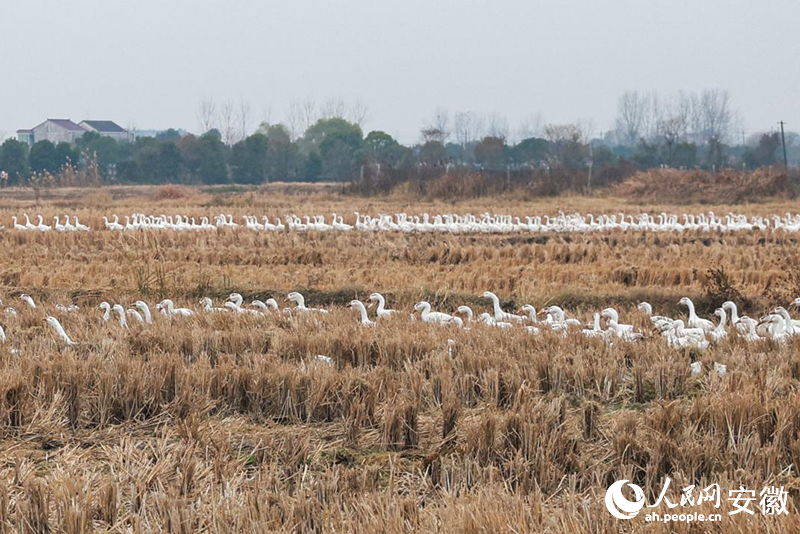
6;211;800;234
3;291;799;375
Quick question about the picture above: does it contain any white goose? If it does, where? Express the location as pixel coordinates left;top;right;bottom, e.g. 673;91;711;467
600;308;634;333
348;300;376;326
251;299;279;313
134;301;153;324
581;313;605;338
482;291;525;322
46;316;74;346
112;304;129;329
637;302;674;331
711;308;728;341
456;305;475;323
126;309;145;323
368;293;397;318
200;297;229;313
678;297;714;333
36;215;51;231
665;319;709;350
226;293;260;315
477;312;512;329
99;301;112;321
20;294;36;309
414;301;459;326
286;292;328;313
156;299;193;317
607;319;643;341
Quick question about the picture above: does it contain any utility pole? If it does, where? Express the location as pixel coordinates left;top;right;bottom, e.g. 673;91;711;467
779;121;789;168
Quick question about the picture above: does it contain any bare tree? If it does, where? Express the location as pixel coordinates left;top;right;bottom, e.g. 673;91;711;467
300;98;317;131
321;97;348;119
454;111;475;148
220;100;236;145
348;98;369;128
197;97;217;134
286;101;303;140
614;91;646;146
517;112;545;141
699;89;733;143
421;107;450;144
237;98;252;142
487;113;509;141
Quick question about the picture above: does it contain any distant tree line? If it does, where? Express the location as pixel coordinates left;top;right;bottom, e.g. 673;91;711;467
0;91;797;188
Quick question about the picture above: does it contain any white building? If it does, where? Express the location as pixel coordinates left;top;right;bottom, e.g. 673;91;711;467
16;118;131;146
17;119;86;146
79;120;133;143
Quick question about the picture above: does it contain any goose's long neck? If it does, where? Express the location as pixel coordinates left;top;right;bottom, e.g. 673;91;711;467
716;310;727;330
142;305;152;323
686;300;696;319
358;304;369;323
376;296;386;313
490;295;502;316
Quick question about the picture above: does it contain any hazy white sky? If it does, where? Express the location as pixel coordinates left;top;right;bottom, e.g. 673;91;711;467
1;0;797;143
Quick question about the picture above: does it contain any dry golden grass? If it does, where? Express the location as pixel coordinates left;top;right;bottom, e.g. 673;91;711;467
0;186;798;532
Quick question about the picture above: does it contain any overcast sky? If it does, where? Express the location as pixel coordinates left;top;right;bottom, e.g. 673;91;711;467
1;0;797;143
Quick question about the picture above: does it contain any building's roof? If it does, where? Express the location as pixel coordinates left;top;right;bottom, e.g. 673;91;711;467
45;119;86;132
80;120;126;133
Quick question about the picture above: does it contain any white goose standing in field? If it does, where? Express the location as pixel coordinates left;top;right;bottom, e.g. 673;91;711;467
665;319;709;350
482;291;525;322
12;217;26;230
46;316;74;346
20;294;36;309
156;299;193;317
126;308;145;323
519;305;542;335
637;302;674;331
99;301;112;321
582;313;605;338
721;300;753;336
607;319;643;342
348;300;376;326
251;299;279;313
368;293;397;318
74;217;90;231
541;306;581;333
711;308;728;341
225;293;260;315
477;312;512;329
286;292;328;313
679;297;714;333
600;308;634;333
200;297;229;313
456;305;475;323
36;215;51;231
414;301;459;326
134;301;153;324
112;304;129;329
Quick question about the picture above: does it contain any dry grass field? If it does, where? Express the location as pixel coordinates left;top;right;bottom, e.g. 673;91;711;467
0;184;799;532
